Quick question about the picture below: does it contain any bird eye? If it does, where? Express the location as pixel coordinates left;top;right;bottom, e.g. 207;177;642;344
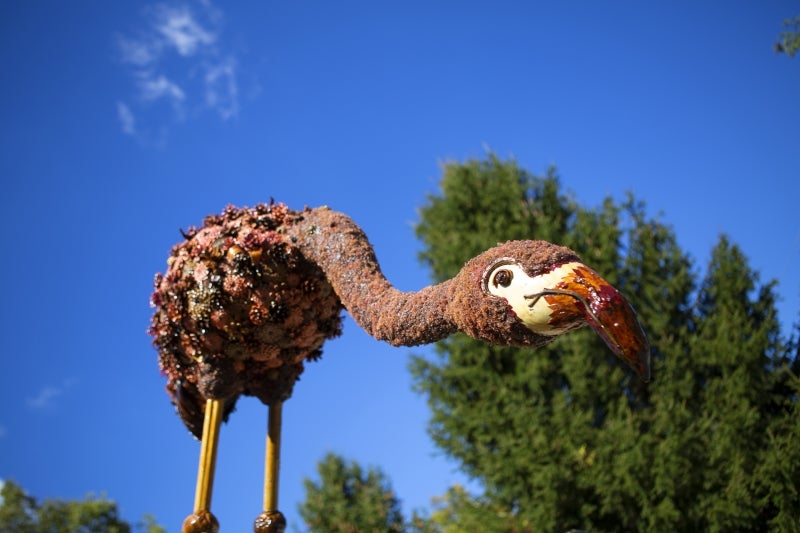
493;269;513;288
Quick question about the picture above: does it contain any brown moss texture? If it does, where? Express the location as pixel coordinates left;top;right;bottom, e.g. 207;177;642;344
151;203;584;437
150;203;343;437
287;208;582;348
285;207;459;346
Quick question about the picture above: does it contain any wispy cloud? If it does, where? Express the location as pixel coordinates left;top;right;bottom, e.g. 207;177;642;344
27;386;63;409
204;57;238;119
115;1;243;143
117;102;136;135
117;34;161;67
139;74;186;103
26;379;77;411
154;4;216;56
0;424;7;439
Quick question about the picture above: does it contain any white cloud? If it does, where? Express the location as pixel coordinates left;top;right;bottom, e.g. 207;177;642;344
204;57;238;120
154;4;216;56
139;74;185;103
0;424;7;439
27;386;63;409
117;102;136;135
117;34;161;67
115;1;245;142
26;378;77;410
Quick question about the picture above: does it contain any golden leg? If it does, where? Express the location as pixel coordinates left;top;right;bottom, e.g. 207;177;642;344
183;398;223;533
254;401;287;533
264;401;282;511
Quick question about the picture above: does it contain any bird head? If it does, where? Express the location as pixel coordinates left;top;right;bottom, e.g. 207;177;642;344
450;240;651;382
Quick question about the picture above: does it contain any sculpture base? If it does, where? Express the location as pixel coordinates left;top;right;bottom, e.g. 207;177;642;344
182;510;219;533
254;510;287;533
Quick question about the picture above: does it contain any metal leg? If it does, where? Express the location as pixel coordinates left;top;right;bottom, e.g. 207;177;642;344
254;401;287;533
182;398;223;533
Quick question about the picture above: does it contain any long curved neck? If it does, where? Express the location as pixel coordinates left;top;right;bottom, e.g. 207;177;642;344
286;207;457;346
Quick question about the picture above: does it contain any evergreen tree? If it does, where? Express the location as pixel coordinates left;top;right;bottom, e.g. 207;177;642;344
410;155;799;531
299;453;405;533
752;327;800;530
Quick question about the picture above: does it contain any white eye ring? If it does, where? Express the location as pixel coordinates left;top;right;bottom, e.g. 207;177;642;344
481;258;518;294
486;263;530;299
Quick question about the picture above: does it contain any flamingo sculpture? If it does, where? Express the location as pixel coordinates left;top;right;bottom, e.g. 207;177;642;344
149;201;650;533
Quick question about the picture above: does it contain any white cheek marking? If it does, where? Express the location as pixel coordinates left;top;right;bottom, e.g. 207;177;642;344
487;261;583;335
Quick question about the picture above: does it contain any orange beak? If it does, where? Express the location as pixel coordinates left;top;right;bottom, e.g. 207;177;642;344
536;264;651;382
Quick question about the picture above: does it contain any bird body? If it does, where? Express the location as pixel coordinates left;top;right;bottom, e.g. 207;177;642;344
149;201;650;531
151;201;650;437
150;203;343;437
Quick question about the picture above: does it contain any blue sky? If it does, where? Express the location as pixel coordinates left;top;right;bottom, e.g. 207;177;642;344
1;1;798;531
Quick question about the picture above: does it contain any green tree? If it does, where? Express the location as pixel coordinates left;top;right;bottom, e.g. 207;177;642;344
0;480;164;533
410;155;799;532
751;327;800;531
299;453;405;533
775;16;800;57
631;237;794;531
686;238;782;528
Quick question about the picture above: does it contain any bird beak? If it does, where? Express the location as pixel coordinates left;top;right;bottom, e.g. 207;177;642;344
524;263;651;382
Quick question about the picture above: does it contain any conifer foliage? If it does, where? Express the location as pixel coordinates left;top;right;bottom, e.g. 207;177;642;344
410;155;799;532
299;453;405;533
